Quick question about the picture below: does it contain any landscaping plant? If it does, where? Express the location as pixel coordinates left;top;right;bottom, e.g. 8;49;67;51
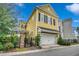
35;33;41;48
0;42;4;51
4;42;14;51
0;34;19;51
57;35;63;45
0;4;19;51
57;35;71;46
11;34;19;48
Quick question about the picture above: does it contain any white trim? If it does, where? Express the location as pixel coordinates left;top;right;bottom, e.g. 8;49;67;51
36;10;38;36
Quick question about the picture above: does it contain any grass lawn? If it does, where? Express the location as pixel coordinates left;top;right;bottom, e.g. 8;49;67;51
71;43;79;45
0;47;37;53
15;48;30;52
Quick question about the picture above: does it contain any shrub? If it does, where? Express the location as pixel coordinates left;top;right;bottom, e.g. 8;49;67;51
0;34;11;44
62;40;71;46
73;39;78;43
57;35;71;46
4;42;14;51
0;34;19;51
0;34;7;44
35;33;41;48
57;35;63;45
11;34;19;48
0;42;4;51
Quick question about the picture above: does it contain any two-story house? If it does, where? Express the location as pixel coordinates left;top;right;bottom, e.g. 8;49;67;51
58;18;76;40
26;4;59;48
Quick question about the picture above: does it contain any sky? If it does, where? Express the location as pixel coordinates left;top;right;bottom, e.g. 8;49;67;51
15;3;79;27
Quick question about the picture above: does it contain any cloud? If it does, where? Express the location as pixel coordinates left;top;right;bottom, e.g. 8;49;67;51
73;20;79;22
66;3;79;15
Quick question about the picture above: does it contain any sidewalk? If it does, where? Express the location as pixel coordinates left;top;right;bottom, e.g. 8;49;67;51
0;44;79;56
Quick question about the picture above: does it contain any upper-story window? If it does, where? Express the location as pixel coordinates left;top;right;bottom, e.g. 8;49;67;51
38;13;40;21
53;19;56;26
48;16;52;25
44;15;48;23
38;13;44;22
50;18;52;25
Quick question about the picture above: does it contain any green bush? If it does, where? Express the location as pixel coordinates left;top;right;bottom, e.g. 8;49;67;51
11;35;19;48
0;34;11;44
4;42;14;51
0;42;4;51
35;33;41;48
0;34;19;51
57;35;71;46
62;40;71;46
73;39;78;43
0;34;7;44
57;35;63;45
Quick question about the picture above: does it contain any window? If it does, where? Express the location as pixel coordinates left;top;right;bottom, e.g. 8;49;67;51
38;13;40;21
38;13;44;22
48;16;50;24
48;17;52;25
41;13;44;22
53;19;56;26
44;15;48;23
50;18;52;25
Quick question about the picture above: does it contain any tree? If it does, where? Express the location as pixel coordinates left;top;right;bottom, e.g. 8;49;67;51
76;27;79;39
76;27;79;33
0;4;17;35
35;34;41;47
57;35;63;45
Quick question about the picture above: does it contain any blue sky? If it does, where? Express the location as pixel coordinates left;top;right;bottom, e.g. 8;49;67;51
15;3;79;27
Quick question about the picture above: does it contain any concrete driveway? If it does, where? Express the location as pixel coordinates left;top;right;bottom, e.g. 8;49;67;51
15;45;79;56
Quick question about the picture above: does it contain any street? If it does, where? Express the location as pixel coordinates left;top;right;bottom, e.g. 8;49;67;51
15;45;79;56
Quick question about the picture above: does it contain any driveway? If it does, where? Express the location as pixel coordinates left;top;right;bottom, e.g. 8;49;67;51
15;45;79;56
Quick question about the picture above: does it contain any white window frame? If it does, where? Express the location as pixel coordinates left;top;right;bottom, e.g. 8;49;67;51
40;13;44;22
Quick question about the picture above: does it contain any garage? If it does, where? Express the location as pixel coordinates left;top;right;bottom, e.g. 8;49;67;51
40;33;57;48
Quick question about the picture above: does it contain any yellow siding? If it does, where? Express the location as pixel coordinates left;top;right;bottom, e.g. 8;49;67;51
26;5;59;38
37;9;59;31
26;11;37;37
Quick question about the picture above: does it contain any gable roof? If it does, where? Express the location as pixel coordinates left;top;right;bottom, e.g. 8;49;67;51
26;4;59;25
36;4;58;18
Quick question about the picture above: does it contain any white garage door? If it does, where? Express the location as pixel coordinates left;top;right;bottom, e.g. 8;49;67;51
40;33;57;46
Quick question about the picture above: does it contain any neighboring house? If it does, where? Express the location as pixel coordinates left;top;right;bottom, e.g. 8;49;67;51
62;19;73;40
58;20;63;37
58;19;75;40
26;4;59;48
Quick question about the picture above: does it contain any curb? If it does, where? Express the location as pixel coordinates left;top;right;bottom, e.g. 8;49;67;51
0;44;79;56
